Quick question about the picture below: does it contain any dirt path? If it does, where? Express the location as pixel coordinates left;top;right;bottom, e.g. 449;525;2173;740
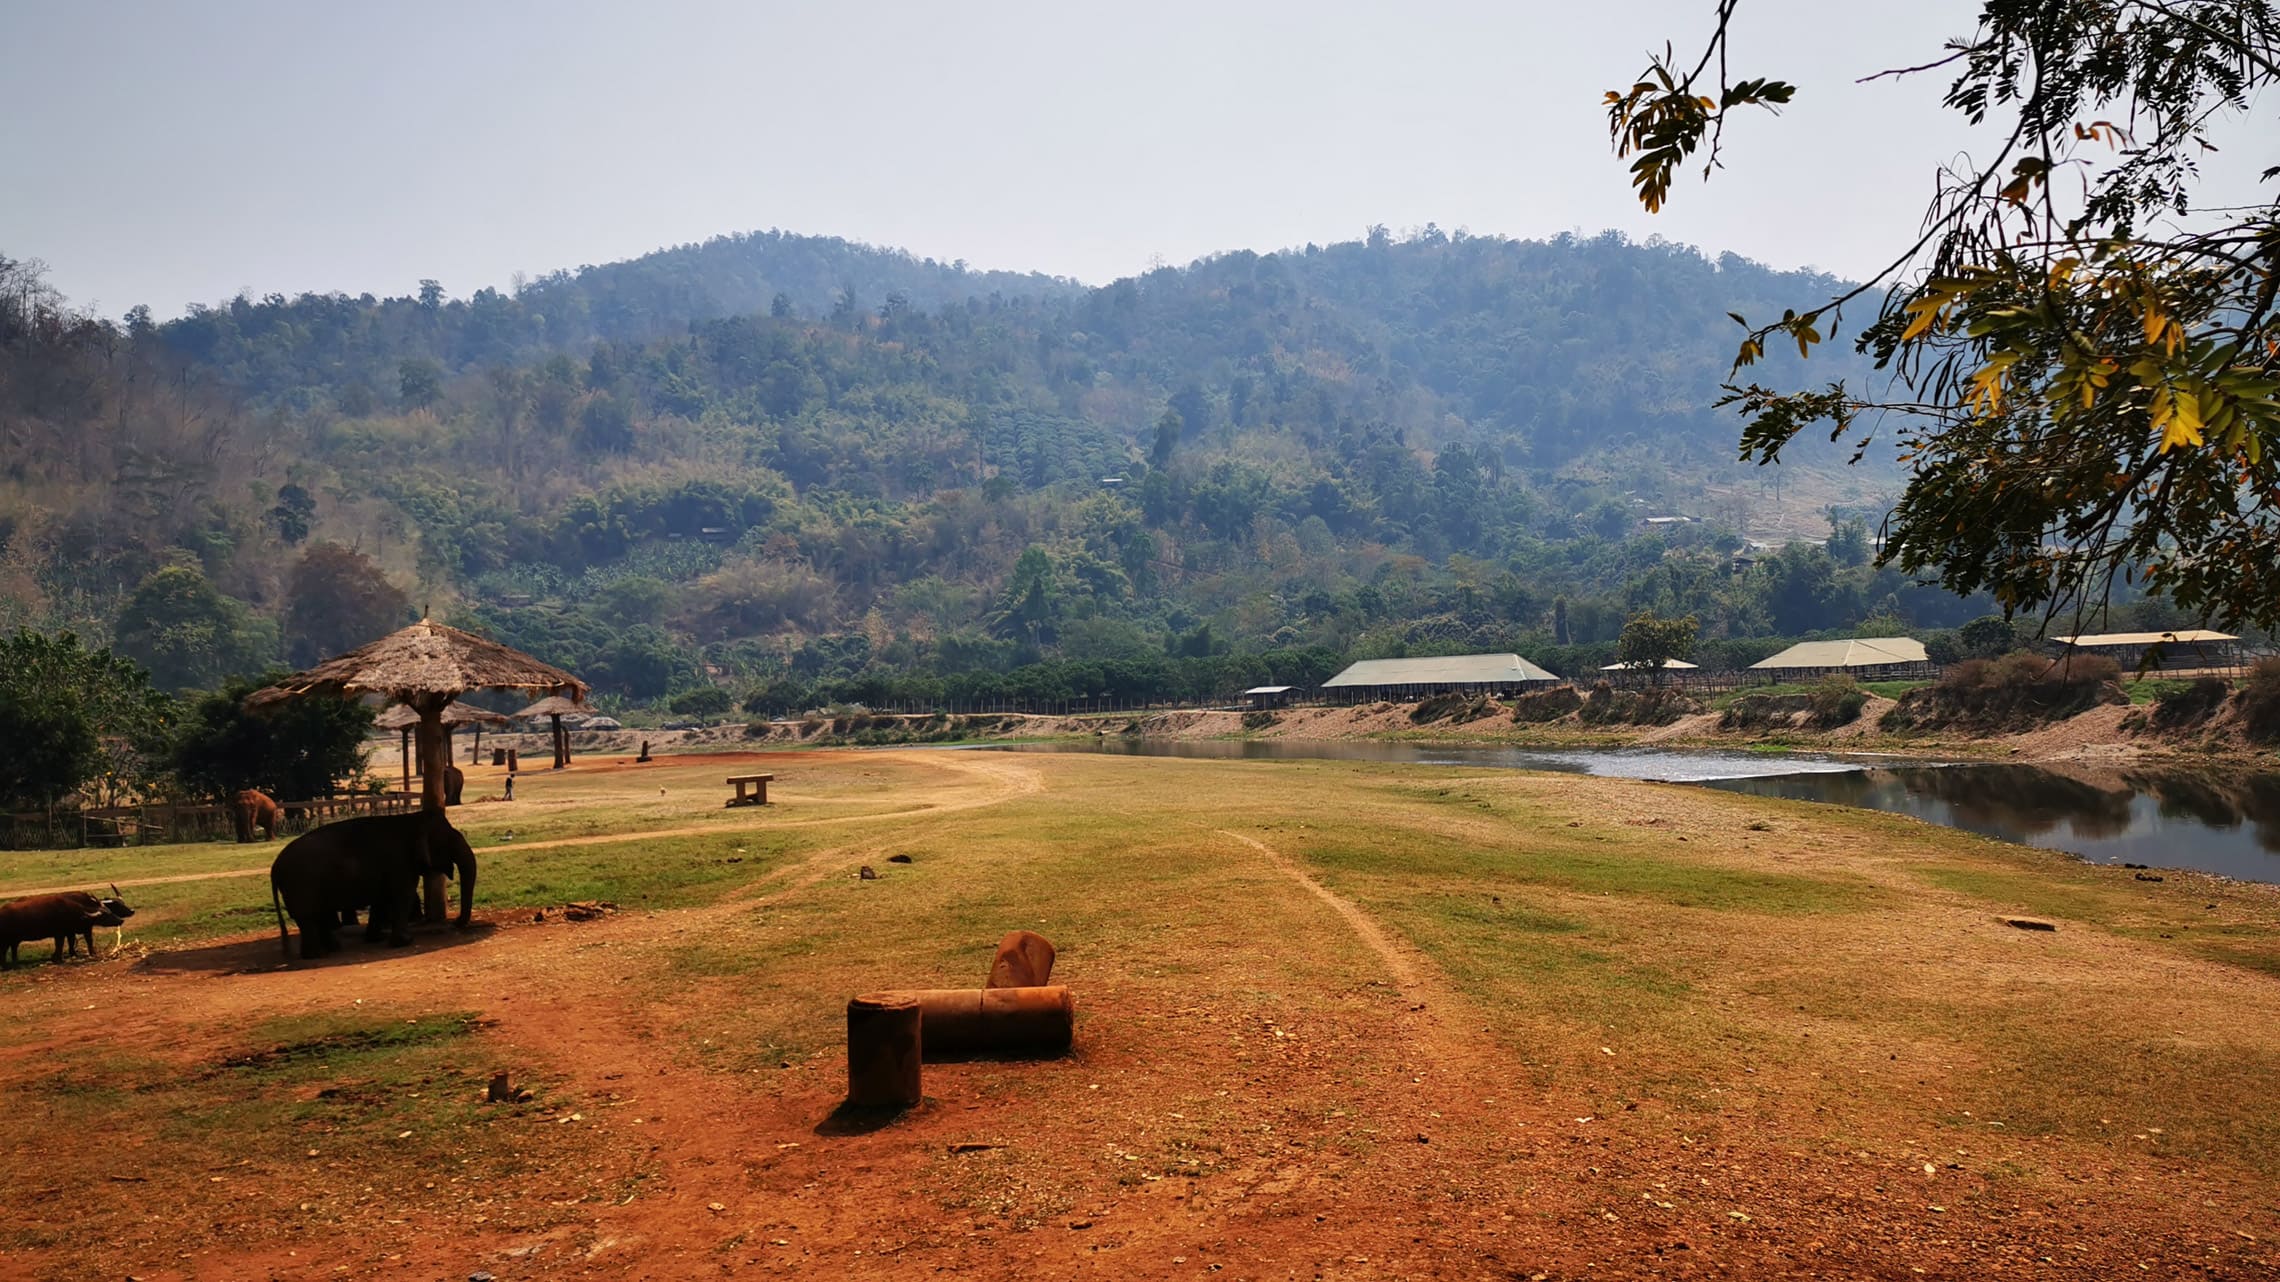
1215;828;1423;989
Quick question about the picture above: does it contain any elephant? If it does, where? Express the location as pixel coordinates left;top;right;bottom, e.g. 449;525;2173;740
232;789;283;842
444;765;465;807
269;810;477;960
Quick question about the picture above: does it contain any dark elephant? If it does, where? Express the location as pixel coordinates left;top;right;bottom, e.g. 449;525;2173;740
232;789;283;842
53;888;134;959
0;892;123;967
269;811;477;960
444;765;464;807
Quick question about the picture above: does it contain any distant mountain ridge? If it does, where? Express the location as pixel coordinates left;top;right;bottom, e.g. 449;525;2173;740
150;228;1081;396
0;226;1997;709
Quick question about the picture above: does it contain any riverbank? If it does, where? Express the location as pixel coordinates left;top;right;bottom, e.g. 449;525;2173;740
551;689;2275;770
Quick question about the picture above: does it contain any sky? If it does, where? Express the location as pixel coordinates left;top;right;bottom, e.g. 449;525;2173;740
0;0;2175;317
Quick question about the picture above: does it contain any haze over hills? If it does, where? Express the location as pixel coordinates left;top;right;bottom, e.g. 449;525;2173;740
0;226;2030;705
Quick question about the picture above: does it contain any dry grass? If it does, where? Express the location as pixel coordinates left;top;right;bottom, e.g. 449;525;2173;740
0;750;2274;1278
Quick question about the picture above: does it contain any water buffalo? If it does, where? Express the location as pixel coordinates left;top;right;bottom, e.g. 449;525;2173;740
270;810;476;960
52;887;134;958
0;890;125;967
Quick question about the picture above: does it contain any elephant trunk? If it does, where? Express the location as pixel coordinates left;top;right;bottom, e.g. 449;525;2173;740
453;839;477;928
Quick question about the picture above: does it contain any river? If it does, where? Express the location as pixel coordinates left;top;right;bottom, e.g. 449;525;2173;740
995;739;2280;884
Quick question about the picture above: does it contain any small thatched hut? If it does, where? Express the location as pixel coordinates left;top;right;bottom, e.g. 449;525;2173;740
251;620;587;920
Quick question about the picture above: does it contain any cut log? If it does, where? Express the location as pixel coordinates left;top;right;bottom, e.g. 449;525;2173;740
845;992;923;1108
882;986;1075;1058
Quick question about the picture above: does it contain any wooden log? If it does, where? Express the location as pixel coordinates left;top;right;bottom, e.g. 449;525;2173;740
845;992;923;1108
881;986;1074;1058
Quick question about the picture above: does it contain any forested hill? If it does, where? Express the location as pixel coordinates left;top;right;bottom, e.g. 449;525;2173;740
148;229;1081;398
2;228;2087;708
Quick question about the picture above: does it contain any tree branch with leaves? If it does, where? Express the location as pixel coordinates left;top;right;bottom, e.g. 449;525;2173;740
1609;1;2280;633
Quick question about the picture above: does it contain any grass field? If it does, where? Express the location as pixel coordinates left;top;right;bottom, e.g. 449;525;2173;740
0;747;2274;1279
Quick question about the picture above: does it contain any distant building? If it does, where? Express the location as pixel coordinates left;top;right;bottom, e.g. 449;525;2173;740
1749;637;1933;681
1599;658;1700;672
2054;630;2240;670
1322;653;1561;700
1241;685;1296;709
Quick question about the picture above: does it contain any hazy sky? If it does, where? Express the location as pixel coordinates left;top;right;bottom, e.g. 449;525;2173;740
0;0;2119;316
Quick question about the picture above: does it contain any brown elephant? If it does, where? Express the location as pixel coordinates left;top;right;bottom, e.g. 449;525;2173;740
269;810;478;960
444;765;465;807
232;789;283;842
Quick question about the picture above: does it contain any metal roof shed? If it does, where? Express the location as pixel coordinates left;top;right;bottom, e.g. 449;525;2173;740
2054;630;2240;669
1749;637;1932;679
1322;653;1561;698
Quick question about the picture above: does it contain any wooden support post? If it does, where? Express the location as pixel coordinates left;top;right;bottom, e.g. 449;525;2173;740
845;992;922;1109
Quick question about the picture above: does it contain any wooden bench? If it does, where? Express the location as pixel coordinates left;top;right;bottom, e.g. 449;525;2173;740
725;774;775;807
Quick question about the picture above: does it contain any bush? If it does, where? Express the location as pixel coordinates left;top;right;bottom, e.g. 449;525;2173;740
1241;709;1279;731
2240;659;2280;743
1511;686;1584;723
1720;691;1812;731
1884;651;2125;732
1808;676;1868;728
1577;683;1702;726
2150;677;2230;731
1411;693;1499;724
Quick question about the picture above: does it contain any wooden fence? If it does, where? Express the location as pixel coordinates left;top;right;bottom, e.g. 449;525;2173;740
0;792;416;851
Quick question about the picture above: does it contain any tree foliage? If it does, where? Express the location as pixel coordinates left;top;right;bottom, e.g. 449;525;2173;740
169;677;376;802
1616;609;1701;683
1611;1;2280;632
284;542;411;666
0;629;174;807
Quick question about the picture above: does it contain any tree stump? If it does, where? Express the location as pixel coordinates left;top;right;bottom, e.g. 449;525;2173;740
846;992;922;1109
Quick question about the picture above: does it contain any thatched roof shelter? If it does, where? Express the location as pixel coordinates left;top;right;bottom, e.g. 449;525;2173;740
374;701;509;731
251;620;587;814
512;694;591;770
514;694;585;720
253;620;585;709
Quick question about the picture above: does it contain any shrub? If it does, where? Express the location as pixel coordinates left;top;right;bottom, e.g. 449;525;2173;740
1511;686;1584;723
1578;683;1702;726
2150;677;2230;731
1808;676;1868;728
1411;692;1499;724
1885;651;2125;732
2240;659;2280;743
1242;709;1279;731
1720;691;1812;731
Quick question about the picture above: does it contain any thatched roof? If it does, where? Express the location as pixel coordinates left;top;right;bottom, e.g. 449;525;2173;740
376;701;509;730
249;619;589;709
514;694;587;720
373;704;421;731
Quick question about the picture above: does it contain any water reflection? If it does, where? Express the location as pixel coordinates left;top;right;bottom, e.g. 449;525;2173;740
1704;763;2280;880
999;738;2280;883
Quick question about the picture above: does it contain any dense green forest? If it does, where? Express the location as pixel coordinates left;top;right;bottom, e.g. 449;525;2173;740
0;227;2203;710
